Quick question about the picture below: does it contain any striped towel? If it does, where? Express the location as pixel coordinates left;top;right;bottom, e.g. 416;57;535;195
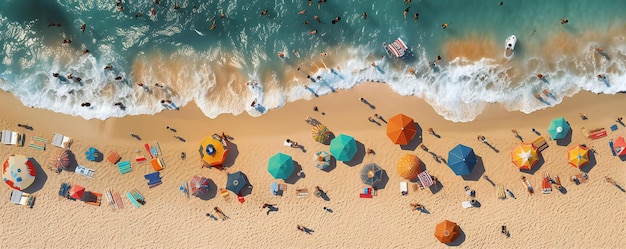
417;171;434;188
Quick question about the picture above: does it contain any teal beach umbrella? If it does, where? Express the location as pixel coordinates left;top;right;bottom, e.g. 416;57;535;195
547;117;570;140
329;134;357;161
268;153;295;179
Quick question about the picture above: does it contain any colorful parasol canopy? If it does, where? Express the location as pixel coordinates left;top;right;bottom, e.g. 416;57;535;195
3;155;36;191
50;149;71;171
190;175;210;196
386;114;417;145
199;135;229;167
361;163;383;186
268;153;295;180
329;134;357;161
447;144;477;176
567;144;590;169
547;117;571;140
226;171;249;194
314;151;330;170
397;154;422;180
434;220;461;244
613;136;626;156
511;143;539;170
311;124;332;144
69;185;85;199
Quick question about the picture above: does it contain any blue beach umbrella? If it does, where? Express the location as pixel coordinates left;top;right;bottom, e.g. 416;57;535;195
547;117;571;140
329;134;357;161
268;153;295;180
226;171;249;194
447;144;477;176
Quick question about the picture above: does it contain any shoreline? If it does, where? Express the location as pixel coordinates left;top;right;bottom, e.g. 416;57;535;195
1;83;625;248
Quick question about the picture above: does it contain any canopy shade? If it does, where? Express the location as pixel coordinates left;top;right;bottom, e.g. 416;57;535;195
511;143;539;170
447;144;477;176
190;175;210;196
547;117;571;140
397;154;422;180
268;153;295;180
2;155;36;191
226;171;249;194
434;220;461;244
567;144;589;169
361;163;383;186
199;135;228;167
329;134;357;161
386;114;417;145
311;124;332;144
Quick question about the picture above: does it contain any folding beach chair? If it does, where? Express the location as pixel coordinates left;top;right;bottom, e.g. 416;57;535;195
117;161;132;174
220;188;231;201
144;172;162;188
107;151;121;164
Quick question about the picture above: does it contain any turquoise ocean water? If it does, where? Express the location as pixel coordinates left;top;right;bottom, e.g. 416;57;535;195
0;0;624;121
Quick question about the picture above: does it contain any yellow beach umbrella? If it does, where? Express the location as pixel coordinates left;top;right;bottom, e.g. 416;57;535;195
511;143;539;170
567;144;589;169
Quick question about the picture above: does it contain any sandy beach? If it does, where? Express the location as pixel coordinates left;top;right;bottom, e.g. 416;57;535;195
1;83;625;248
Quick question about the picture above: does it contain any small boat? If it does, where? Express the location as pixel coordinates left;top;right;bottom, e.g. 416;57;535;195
385;38;409;58
504;35;517;59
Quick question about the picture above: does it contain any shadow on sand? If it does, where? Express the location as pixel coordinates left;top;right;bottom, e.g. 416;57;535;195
23;158;47;194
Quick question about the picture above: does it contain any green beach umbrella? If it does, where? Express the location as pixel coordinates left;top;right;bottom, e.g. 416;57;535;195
329;134;357;161
547;117;571;140
268;153;295;180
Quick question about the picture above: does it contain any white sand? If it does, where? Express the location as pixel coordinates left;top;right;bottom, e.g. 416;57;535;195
1;84;625;248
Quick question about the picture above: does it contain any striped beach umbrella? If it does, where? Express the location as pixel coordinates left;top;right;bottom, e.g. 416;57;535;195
567;144;589;169
386;114;417;145
50;149;71;171
511;143;539;170
268;153;294;180
190;175;210;197
329;134;357;161
2;155;36;191
311;124;332;144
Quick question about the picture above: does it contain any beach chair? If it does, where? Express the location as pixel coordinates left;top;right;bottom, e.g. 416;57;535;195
180;182;190;198
117;160;132;174
75;165;95;178
400;182;408;196
28;136;47;151
219;188;231;201
150;158;165;171
496;185;506;199
532;136;549;152
542;174;553;194
1;130;19;146
107;151;121;164
296;188;310;198
126;192;142;208
270;182;280;196
59;182;71;198
152;142;162;157
52;133;73;149
462;200;475;209
82;191;102;206
10;190;35;208
144;172;162;188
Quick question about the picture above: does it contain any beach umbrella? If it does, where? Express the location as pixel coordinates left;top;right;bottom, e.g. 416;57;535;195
69;185;85;199
314;151;330;170
50;149;71;171
447;144;477;176
434;220;461;244
2;155;36;191
226;171;249;194
613;136;626;156
361;163;383;186
189;175;210;196
396;154;422;180
511;143;539;170
268;153;295;180
329;134;357;161
386;114;417;145
199;135;229;167
311;124;332;144
567;144;590;169
547;117;571;140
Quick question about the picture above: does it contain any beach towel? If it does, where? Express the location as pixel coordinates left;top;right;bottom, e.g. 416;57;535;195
417;171;434;188
75;165;95;178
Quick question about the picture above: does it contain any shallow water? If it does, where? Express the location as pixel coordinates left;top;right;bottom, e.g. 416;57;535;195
0;0;624;121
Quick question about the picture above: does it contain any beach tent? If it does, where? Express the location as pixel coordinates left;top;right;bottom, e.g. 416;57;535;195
511;143;539;170
329;134;357;161
50;149;71;171
434;220;461;244
2;155;36;191
361;163;383;186
386;114;417;145
567;144;590;169
396;154;422;180
612;136;626;156
314;151;330;170
311;124;332;144
547;117;571;140
226;171;249;195
199;135;229;167
189;175;210;197
69;185;85;199
447;144;477;176
268;153;295;180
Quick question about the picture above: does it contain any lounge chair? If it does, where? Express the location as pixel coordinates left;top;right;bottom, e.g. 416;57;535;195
296;188;309;198
10;190;35;208
117;160;132;174
75;165;95;178
126;192;142;208
82;191;102;206
400;182;408;195
496;185;506;199
1;130;21;146
107;151;121;164
220;188;231;201
532;136;549;152
462;200;475;209
542;174;552;194
150;158;165;171
144;172;162;188
52;133;72;149
28;136;46;151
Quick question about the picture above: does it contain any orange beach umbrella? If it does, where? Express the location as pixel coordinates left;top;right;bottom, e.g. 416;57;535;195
567;144;589;169
511;143;539;170
386;114;417;145
434;220;461;244
397;154;422;180
199;135;228;167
